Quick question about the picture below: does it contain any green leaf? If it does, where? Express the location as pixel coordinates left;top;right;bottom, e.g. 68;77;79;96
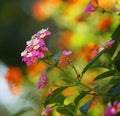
61;78;75;84
110;24;120;56
67;103;75;111
44;93;65;106
44;87;67;106
94;70;116;81
74;91;88;105
79;98;94;114
56;107;65;114
114;51;120;72
12;107;33;116
109;84;120;95
82;50;105;75
91;61;110;69
53;94;65;103
56;103;75;115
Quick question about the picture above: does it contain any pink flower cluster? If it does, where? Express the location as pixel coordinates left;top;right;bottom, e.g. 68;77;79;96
36;71;48;89
84;0;98;13
104;100;120;116
21;28;51;65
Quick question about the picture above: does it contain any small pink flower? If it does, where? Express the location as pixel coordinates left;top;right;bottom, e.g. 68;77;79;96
58;50;72;66
36;72;48;89
62;50;72;56
41;107;52;116
104;39;115;50
84;0;98;13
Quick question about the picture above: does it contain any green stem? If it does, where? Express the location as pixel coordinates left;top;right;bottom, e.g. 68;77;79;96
43;60;75;83
69;61;78;76
68;61;82;84
56;65;76;83
56;65;72;78
97;7;120;14
43;60;114;97
64;105;77;116
78;82;112;97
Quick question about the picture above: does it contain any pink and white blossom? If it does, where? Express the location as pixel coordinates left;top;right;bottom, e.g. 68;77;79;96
21;28;51;65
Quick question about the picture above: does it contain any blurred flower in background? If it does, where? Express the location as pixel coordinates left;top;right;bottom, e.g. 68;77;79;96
27;61;46;77
5;66;23;95
32;0;62;20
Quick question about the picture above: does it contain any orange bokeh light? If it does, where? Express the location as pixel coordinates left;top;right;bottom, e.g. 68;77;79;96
74;42;99;62
26;61;46;77
32;0;62;20
98;16;112;32
98;0;116;10
5;67;23;95
32;2;49;20
58;31;73;50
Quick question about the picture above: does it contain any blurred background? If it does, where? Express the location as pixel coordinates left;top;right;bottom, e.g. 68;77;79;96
0;0;120;115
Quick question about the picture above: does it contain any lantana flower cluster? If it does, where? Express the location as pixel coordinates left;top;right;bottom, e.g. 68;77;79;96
21;28;51;65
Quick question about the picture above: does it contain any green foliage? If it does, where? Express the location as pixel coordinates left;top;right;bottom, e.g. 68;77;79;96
16;5;120;115
110;24;120;56
110;77;120;85
56;103;76;116
41;24;120;115
82;49;105;75
74;91;89;105
114;51;120;72
94;70;116;81
22;24;120;116
44;87;66;106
